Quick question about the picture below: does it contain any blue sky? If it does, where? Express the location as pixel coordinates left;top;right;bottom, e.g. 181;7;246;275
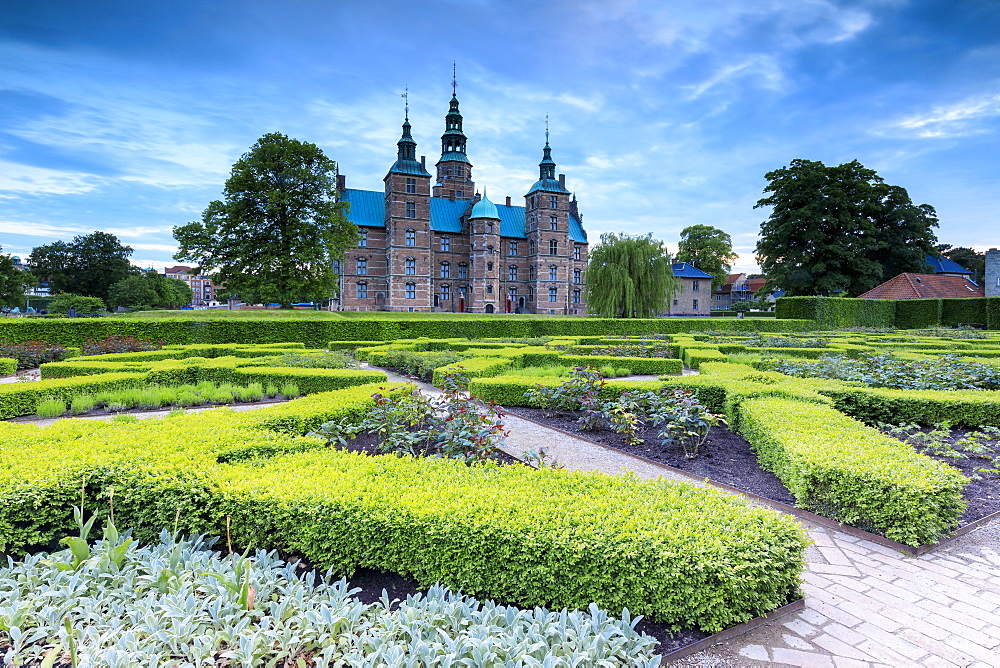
2;0;998;274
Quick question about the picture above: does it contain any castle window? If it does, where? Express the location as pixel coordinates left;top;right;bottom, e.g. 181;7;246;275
405;178;416;194
440;236;450;252
693;299;700;310
405;201;416;218
692;280;700;292
573;245;581;261
486;284;493;295
549;195;558;209
405;229;415;246
357;282;368;299
440;284;450;301
458;263;468;279
548;287;558;302
549;239;558;255
529;265;535;281
487;261;493;271
405;257;415;275
487;222;494;234
573;289;581;303
509;287;518;297
509;266;518;281
358;229;367;247
356;258;367;276
440;262;450;279
509;241;518;256
549;265;557;281
573;268;581;284
549;216;558;230
405;282;416;299
487;245;494;255
456;190;464;199
529;240;535;255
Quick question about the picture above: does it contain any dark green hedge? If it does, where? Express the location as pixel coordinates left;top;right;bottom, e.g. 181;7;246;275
0;317;818;348
988;298;1000;331
941;299;987;327
775;297;895;329
821;387;1000;427
894;299;943;329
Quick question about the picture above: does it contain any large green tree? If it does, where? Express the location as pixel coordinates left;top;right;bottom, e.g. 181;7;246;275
27;232;134;301
584;232;678;318
674;225;739;289
173;132;355;309
1;246;34;308
107;272;192;310
754;159;938;297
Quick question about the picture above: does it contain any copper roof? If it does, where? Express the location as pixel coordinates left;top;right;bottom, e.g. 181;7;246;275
857;273;984;299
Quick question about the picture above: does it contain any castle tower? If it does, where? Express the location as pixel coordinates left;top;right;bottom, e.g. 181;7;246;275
468;190;501;313
433;72;475;200
524;129;572;314
384;108;432;311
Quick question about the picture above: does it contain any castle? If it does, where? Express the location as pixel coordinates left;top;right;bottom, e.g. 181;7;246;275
333;89;589;313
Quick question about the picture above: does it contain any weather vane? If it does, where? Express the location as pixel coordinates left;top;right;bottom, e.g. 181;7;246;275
401;86;409;120
453;61;457;96
545;114;549;144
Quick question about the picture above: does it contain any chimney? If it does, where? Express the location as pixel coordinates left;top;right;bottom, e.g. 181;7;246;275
505;196;511;207
420;156;426;170
558;173;566;190
986;248;1000;298
336;174;346;192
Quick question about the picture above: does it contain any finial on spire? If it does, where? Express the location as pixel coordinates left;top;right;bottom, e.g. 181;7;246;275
545;114;550;145
452;61;457;96
402;86;409;121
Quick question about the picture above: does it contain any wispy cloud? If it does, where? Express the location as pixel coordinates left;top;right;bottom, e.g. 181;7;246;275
0;161;104;197
879;92;1000;138
684;55;786;101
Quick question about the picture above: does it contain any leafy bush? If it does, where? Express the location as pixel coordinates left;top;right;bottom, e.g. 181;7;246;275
369;349;473;380
82;335;164;356
35;397;66;418
268;350;359;369
0;357;16;375
48;293;107;316
759;353;1000;391
0;339;70;370
279;383;300;398
525;366;606;413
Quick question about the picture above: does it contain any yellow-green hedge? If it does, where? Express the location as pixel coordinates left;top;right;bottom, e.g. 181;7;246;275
821;386;1000;427
0;389;806;632
0;357;17;375
737;397;967;546
0;372;147;418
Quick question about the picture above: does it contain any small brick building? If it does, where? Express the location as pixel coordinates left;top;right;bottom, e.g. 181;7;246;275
333;91;589;314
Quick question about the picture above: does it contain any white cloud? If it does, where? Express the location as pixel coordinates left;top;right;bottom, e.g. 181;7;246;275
881;93;1000;139
0;162;104;198
684;55;786;101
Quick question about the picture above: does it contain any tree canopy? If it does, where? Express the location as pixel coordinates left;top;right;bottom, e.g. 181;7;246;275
674;224;738;290
935;244;985;283
584;232;678;318
173;132;356;309
107;273;192;310
754;159;938;297
0;246;33;308
27;232;134;302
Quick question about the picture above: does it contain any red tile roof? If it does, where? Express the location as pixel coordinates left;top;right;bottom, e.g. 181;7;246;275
858;273;985;299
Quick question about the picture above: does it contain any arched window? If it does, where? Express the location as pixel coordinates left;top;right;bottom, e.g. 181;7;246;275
487;261;493;271
573;268;581;284
357;282;368;299
405;229;416;246
440;262;450;279
528;265;535;281
549;239;558;255
549;265;557;281
548;287;558;302
405;257;416;275
440;284;450;301
509;265;518;281
457;263;468;279
356;257;367;276
405;282;416;299
358;229;368;247
573;289;581;303
529;239;535;255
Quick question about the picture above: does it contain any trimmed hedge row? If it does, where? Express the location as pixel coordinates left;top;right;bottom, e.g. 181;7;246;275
432;358;515;386
777;296;1000;330
0;372;147;418
557;355;684;375
0;389;807;632
821;387;1000;427
894;299;943;330
737;397;967;546
0;357;16;375
0;317;819;348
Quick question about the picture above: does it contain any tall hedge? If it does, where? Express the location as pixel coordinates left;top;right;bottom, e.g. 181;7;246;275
894;299;943;329
775;297;894;329
988;297;1000;331
941;298;987;327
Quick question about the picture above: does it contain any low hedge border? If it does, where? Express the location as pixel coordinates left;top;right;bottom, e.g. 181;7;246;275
0;357;17;375
820;387;1000;427
0;372;147;419
0;388;807;632
737;397;967;546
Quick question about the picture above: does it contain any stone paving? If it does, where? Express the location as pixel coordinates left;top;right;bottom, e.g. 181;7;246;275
387;369;1000;667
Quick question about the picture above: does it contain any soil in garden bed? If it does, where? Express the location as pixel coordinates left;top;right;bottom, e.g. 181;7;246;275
501;407;1000;527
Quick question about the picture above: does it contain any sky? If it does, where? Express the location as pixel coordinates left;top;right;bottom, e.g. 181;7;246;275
1;0;998;275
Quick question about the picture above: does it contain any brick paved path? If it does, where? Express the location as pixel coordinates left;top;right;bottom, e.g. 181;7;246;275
382;370;1000;667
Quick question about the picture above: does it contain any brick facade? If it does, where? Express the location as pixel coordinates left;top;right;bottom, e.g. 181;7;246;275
333;92;589;314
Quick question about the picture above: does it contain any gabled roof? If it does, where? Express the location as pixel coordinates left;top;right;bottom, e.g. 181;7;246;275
925;254;972;276
858;273;985;299
341;188;587;243
672;262;714;279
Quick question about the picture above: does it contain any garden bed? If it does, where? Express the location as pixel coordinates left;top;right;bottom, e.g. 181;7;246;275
501;407;1000;529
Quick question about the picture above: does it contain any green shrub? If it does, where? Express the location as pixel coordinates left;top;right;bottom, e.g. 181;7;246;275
737;396;967;546
280;383;300;398
0;340;70;370
0;372;146;419
35;397;66;418
822;386;1000;427
941;298;987;327
69;394;96;414
895;299;943;329
0;357;16;375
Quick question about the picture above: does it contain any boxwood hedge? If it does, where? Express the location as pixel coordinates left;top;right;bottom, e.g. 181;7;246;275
0;387;807;632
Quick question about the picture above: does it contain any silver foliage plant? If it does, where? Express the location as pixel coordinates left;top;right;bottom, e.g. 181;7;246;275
0;530;660;667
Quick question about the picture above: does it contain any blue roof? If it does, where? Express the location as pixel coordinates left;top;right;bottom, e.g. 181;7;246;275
437;151;471;165
672;262;714;279
470;192;499;220
925;254;971;275
525;177;571;196
342;187;587;243
386;159;430;176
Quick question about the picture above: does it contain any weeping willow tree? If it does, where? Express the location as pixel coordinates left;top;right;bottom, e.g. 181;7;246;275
584;232;678;318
